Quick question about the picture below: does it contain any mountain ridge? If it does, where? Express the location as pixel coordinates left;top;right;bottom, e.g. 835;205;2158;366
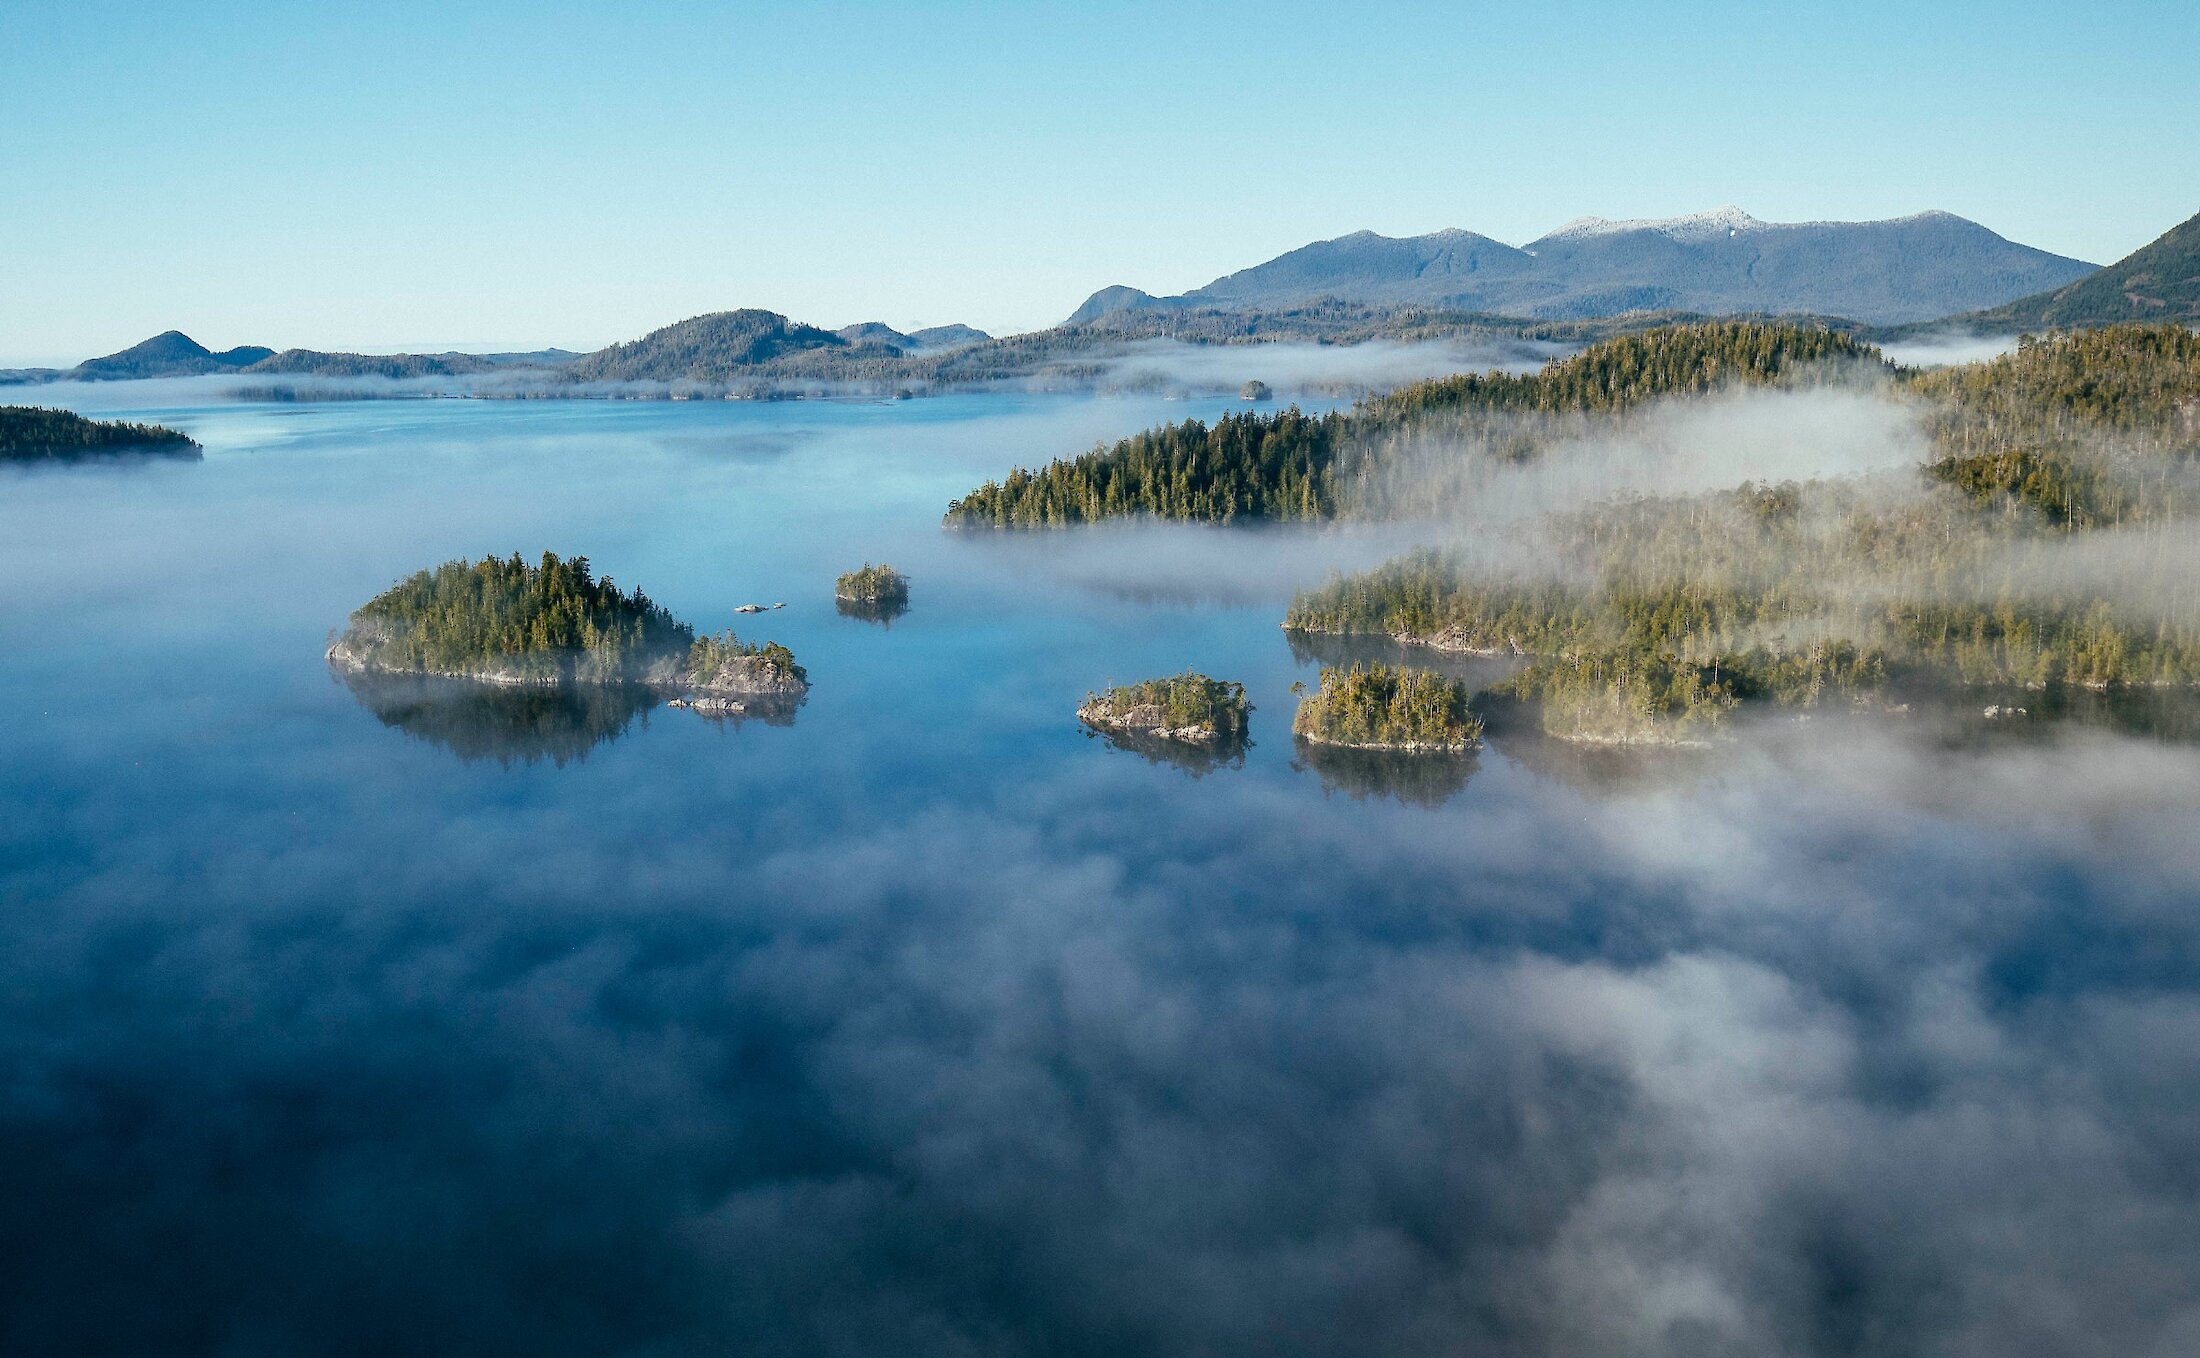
1071;208;2095;327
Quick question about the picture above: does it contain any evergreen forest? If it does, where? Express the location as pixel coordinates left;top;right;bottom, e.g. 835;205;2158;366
0;406;200;461
339;552;696;683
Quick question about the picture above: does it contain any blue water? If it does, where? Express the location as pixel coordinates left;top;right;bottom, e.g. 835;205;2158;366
4;391;2198;1356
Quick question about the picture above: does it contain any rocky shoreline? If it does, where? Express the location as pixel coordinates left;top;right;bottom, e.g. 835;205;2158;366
1076;699;1228;747
1291;729;1476;754
327;636;809;715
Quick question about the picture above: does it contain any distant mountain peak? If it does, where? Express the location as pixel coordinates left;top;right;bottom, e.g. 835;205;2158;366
567;309;849;383
836;322;913;350
67;329;274;380
111;330;214;360
1067;285;1166;326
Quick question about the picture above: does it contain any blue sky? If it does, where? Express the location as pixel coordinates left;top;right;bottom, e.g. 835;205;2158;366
2;0;2195;363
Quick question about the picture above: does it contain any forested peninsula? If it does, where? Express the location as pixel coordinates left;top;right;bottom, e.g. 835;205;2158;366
943;324;1879;526
0;406;201;462
1294;326;2200;742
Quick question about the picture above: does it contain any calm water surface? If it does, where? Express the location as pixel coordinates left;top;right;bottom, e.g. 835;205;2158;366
3;392;2198;1357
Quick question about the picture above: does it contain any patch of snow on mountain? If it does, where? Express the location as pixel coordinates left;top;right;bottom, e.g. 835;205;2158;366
1537;206;1770;244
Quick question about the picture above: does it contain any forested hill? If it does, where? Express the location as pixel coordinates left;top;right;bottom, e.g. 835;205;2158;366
943;322;1884;527
250;349;501;379
1359;323;1883;421
71;331;273;380
0;406;201;461
566;310;873;382
1957;209;2200;329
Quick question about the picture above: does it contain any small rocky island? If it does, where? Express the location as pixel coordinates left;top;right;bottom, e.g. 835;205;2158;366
1292;662;1482;751
670;631;809;715
1;405;201;462
1079;672;1251;748
327;551;809;719
835;562;911;623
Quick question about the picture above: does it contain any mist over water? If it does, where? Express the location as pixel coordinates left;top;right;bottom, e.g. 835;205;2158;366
5;391;2200;1356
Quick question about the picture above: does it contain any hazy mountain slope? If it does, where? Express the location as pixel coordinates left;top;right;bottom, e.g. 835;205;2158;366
1067;286;1175;325
835;322;992;353
246;349;498;379
837;322;913;349
1524;210;2094;322
566;310;859;382
1069;209;2096;326
1960;209;2200;328
71;331;275;379
1186;228;1540;311
907;324;992;350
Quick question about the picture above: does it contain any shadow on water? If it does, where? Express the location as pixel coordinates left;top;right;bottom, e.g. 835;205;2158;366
335;668;663;767
656;428;815;462
677;690;805;729
835;596;911;627
1291;740;1478;808
1887;679;2200;747
1082;724;1248;778
2;446;204;469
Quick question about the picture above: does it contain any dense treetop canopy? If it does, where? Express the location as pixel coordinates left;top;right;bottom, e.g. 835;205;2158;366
1292;664;1481;751
343;552;695;682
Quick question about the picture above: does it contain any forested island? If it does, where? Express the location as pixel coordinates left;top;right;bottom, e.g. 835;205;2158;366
834;563;911;624
328;552;809;717
0;406;200;462
835;563;910;605
1078;673;1251;747
676;631;809;716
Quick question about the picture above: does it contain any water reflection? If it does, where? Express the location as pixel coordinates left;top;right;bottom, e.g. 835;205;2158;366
2;443;203;467
1291;740;1477;807
1892;679;2200;746
335;668;662;766
835;595;911;626
1082;724;1248;778
669;689;806;728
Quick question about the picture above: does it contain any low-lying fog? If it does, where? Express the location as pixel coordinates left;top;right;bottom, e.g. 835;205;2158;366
3;386;2196;1357
1;335;1557;408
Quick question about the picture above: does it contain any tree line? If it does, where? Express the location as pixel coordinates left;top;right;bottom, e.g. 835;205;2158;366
943;322;1886;527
